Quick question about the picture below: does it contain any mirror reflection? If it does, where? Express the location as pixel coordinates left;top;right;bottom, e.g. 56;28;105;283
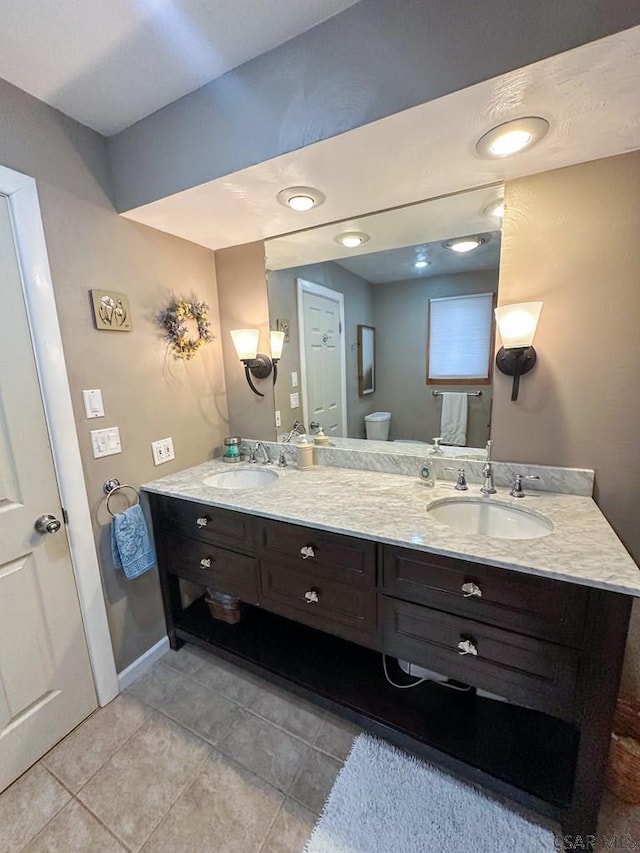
266;185;503;456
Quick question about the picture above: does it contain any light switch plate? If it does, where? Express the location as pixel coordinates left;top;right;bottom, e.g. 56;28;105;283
275;410;281;427
291;371;298;388
290;392;299;409
91;426;121;458
152;437;175;466
82;389;104;418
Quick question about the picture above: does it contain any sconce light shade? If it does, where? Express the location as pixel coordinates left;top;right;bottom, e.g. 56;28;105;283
270;330;285;361
230;329;273;397
494;302;542;402
230;328;259;361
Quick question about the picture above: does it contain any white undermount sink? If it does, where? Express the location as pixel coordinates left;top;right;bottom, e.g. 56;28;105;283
427;497;554;540
203;467;279;490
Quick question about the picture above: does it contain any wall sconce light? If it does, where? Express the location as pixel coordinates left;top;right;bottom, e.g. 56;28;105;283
494;302;543;401
230;329;285;397
270;330;285;386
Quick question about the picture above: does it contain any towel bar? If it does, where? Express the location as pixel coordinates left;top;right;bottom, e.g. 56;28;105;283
432;390;482;397
103;479;140;516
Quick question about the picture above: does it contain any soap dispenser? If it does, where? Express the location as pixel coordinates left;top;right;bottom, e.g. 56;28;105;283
419;461;435;487
295;435;314;471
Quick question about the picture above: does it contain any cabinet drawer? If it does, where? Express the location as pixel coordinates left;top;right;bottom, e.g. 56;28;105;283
165;536;259;604
260;559;377;647
256;519;375;587
382;545;587;647
158;497;254;553
382;596;580;719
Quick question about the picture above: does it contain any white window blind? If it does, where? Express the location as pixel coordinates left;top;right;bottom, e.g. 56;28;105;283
428;293;493;380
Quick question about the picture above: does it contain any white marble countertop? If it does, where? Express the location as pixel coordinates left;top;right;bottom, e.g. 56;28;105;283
142;459;640;597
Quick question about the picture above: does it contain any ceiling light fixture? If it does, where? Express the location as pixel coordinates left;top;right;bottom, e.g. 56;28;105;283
335;232;370;249
475;117;550;159
414;259;429;269
443;235;487;253
276;186;325;211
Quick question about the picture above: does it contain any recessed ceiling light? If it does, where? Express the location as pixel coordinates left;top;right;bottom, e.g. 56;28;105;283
414;260;429;269
276;186;325;211
443;235;487;253
335;232;370;249
483;200;505;220
475;117;549;159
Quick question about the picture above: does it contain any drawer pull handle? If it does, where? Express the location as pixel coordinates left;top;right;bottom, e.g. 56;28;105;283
304;589;320;604
457;639;478;656
461;582;482;598
196;516;209;528
300;545;315;560
200;557;215;569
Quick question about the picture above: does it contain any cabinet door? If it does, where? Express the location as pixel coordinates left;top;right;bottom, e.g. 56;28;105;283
381;596;580;720
382;545;587;647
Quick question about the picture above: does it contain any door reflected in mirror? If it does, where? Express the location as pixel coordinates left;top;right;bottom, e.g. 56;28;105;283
266;185;503;456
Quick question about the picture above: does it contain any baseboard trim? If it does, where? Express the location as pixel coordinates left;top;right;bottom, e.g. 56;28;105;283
117;636;170;693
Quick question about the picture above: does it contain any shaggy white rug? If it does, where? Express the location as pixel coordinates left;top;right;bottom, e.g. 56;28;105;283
304;734;558;853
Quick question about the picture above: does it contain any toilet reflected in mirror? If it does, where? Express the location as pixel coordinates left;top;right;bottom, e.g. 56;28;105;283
266;185;502;452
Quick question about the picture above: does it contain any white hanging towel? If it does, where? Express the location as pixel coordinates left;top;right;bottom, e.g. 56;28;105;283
440;393;468;446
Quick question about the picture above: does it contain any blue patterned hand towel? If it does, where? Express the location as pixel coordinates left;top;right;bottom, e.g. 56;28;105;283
111;504;156;579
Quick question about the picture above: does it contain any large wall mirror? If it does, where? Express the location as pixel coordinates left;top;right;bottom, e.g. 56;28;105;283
265;184;503;456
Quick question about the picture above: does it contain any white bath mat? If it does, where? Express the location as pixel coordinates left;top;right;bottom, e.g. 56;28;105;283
304;733;557;853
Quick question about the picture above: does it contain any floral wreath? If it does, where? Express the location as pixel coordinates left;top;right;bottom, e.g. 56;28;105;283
157;298;214;360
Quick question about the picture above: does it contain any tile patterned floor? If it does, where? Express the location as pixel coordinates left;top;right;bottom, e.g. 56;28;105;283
0;646;358;853
1;643;639;851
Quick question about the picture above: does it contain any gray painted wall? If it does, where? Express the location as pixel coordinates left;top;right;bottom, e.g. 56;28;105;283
0;78;226;672
268;260;374;438
373;271;498;447
108;0;640;211
491;152;640;695
215;242;276;442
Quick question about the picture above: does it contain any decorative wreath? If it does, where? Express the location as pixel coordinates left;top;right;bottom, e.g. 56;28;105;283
157;298;214;360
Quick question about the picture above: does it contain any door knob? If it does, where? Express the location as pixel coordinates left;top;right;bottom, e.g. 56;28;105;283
35;514;62;534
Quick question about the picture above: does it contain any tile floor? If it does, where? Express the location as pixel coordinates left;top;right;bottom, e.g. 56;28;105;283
1;643;639;852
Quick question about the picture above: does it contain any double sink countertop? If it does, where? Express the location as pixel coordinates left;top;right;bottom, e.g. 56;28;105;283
143;459;640;597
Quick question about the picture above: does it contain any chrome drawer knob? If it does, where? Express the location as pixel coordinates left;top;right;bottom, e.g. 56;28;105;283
200;557;214;569
300;545;315;560
304;589;320;604
457;639;478;656
196;516;209;528
461;582;482;598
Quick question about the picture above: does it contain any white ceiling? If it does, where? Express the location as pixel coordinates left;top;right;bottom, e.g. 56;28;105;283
0;0;360;135
123;27;640;251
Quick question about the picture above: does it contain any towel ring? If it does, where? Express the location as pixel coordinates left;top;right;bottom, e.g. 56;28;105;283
103;479;140;517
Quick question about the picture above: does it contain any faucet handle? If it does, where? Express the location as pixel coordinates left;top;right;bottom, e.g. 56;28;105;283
485;439;493;461
445;466;468;491
510;474;540;498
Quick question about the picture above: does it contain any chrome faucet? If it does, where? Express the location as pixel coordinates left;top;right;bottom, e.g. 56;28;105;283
250;442;271;464
282;419;305;443
480;440;497;495
510;474;540;498
445;466;468;491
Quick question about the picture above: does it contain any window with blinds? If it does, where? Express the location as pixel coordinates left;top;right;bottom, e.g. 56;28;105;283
427;292;495;383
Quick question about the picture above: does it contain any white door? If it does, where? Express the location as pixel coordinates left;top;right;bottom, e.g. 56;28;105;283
300;285;346;436
0;195;96;792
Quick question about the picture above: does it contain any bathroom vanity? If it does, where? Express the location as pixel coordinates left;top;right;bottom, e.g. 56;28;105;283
144;459;640;839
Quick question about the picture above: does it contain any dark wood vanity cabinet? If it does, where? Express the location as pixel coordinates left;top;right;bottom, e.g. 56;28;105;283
148;492;632;842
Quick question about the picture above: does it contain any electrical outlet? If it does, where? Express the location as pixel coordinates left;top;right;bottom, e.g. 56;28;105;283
275;410;281;427
152;437;175;466
290;392;299;409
